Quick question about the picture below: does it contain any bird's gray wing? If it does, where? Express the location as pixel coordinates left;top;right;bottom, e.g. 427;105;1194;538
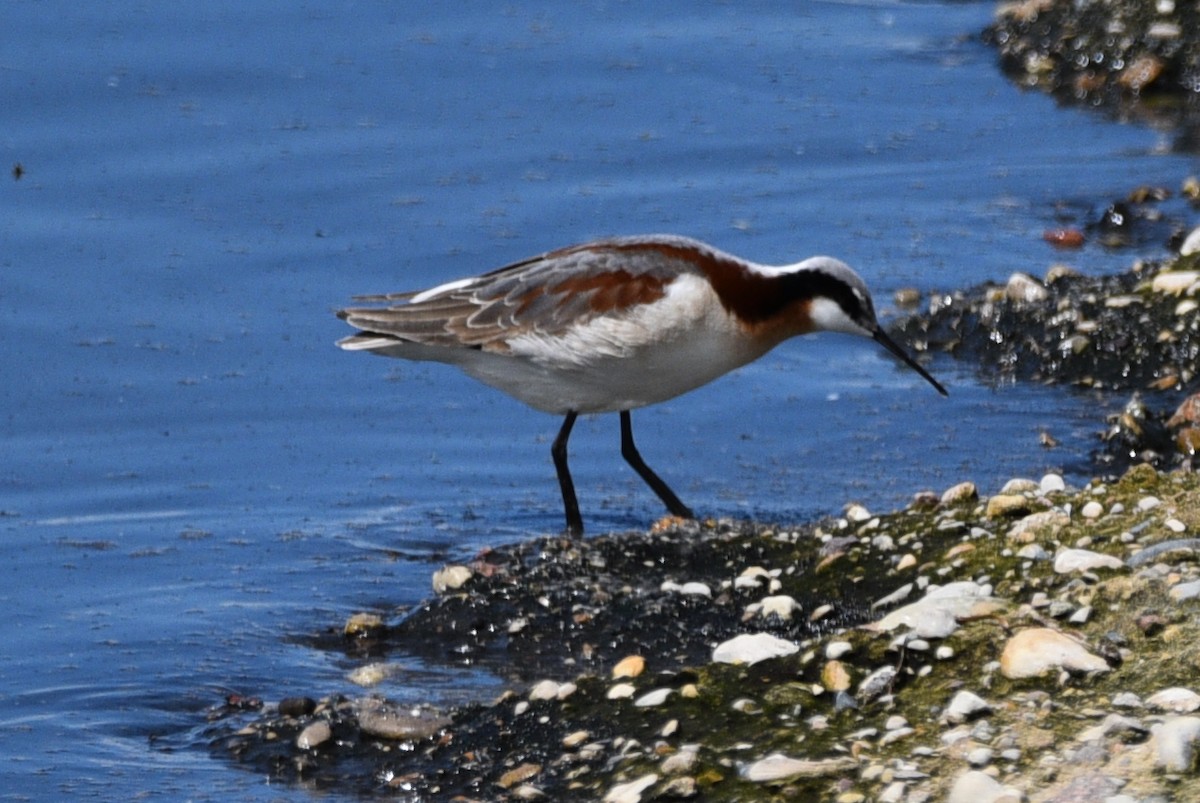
337;235;715;351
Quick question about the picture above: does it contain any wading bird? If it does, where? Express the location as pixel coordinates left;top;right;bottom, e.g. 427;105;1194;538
338;235;946;535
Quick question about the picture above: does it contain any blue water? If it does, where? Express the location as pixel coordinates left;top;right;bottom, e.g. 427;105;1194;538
2;1;1196;799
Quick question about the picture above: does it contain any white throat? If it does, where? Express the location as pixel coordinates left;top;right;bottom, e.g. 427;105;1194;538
808;297;871;337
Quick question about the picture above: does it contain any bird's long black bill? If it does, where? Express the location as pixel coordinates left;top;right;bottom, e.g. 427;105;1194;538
873;329;948;396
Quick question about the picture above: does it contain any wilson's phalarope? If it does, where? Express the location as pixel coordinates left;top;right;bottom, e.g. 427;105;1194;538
338;234;946;535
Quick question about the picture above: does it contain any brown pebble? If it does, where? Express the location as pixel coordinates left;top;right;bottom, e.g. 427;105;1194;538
1043;228;1084;248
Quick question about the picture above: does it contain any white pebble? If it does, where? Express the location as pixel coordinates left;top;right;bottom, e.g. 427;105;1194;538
712;633;799;666
1153;716;1200;771
603;773;658;803
1166;518;1187;533
1053;548;1125;574
1039;473;1066;494
634;688;674;708
1080;501;1104;519
1139;496;1162;511
1147;687;1200;713
825;640;853;660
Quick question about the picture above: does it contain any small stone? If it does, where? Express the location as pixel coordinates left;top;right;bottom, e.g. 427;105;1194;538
966;747;993;767
1069;606;1092;624
1181;225;1200;256
825;640;853;660
1138;496;1162;511
355;701;451;741
432;564;473;593
1016;544;1049;560
757;594;801;620
661;745;699;775
941;481;978;506
1039;473;1065;494
885;715;909;730
865;581;1003;639
1053;548;1124;574
1007;509;1070;542
498;763;541;789
857;665;897;702
1153;716;1200;771
634;688;674;708
1147;687;1200;713
278;696;317;718
1166;518;1188;533
999;627;1110;679
661;580;712;597
562;730;590;749
347;663;392;687
822;660;852;692
612;655;646;679
1005;272;1047;304
943;690;992;725
607;683;636;700
986;494;1032;518
343;612;385;638
1112;692;1143;709
603;773;658;803
528;679;576;701
712;633;799;666
296;720;331;750
742;753;859;782
895;553;917;571
936;645;955;660
947;770;1022;803
1170;579;1200;602
1080;501;1104;519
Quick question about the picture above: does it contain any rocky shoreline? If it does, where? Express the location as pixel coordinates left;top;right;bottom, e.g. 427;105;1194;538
201;178;1200;801
983;0;1200;150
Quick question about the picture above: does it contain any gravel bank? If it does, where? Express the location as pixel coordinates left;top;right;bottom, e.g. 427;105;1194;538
983;0;1200;149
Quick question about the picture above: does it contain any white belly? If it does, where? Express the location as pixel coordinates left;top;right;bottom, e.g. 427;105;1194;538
387;274;776;414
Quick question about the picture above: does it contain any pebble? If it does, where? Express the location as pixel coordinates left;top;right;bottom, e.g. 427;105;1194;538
355;701;451;741
1040;473;1066;494
712;633;799;666
1170;579;1200;601
742;753;858;782
612;655;645;679
278;696;317;718
529;680;576;701
947;769;1022;803
966;746;993;767
986;494;1032;518
999;627;1110;679
295;720;331;750
1053;548;1125;574
753;594;801;620
1146;687;1200;713
1005;272;1048;304
822;660;852;692
1152;716;1200;771
857;665;897;702
603;773;658;803
432;564;473;593
943;690;992;724
825;640;853;660
866;581;1002;639
1080;500;1104;519
607;683;636;700
661;580;712;596
940;481;978;506
660;744;698;774
1112;692;1144;709
634;688;674;708
1007;510;1070;542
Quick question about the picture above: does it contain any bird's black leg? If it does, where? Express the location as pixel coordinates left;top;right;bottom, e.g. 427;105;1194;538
552;411;584;537
619;410;694;520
